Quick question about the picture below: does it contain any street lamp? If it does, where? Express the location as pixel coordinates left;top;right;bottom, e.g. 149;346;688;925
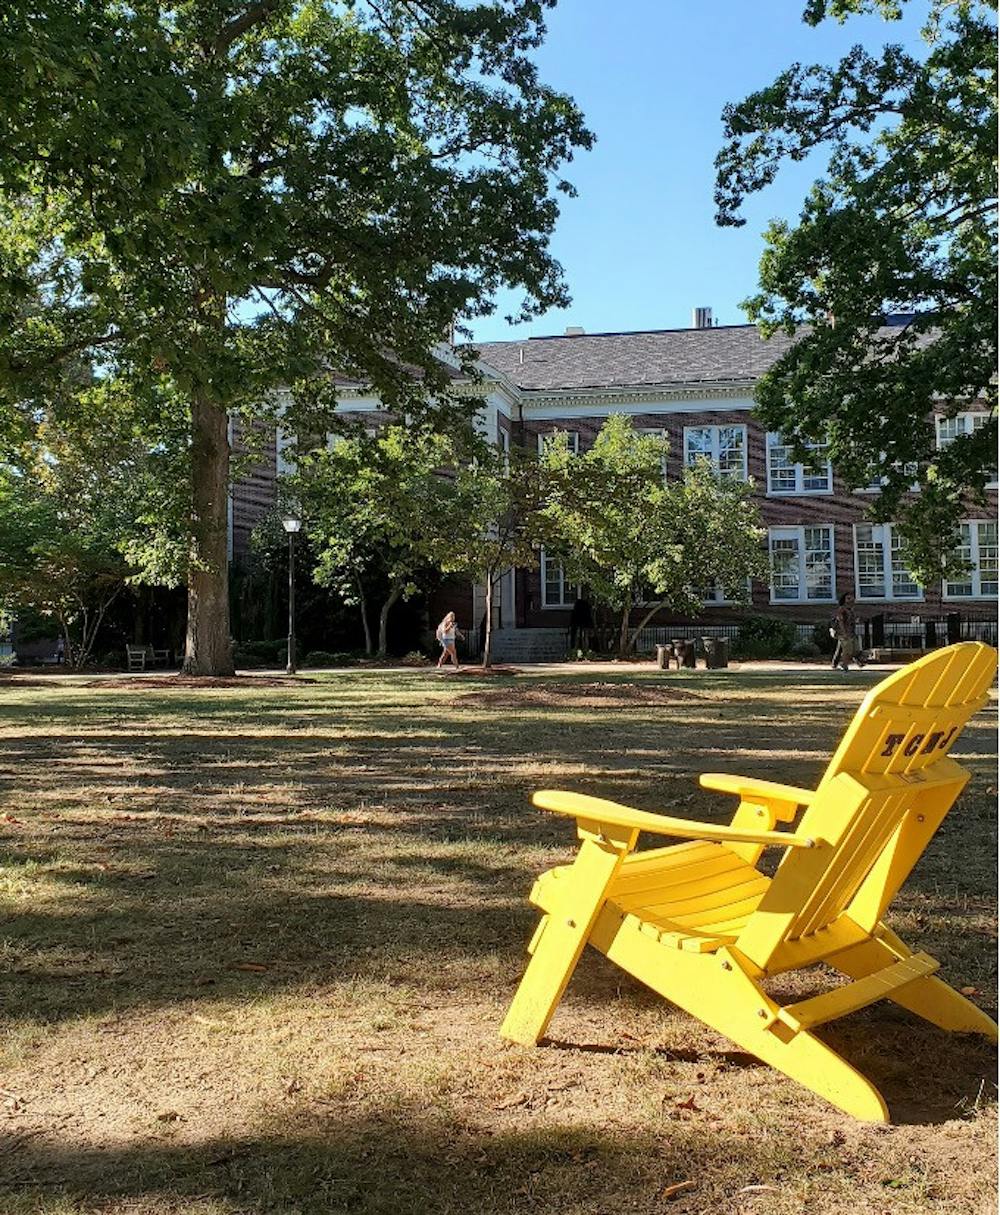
281;515;302;674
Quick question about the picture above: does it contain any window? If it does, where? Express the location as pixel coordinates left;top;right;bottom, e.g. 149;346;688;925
944;521;999;599
766;433;832;494
540;548;578;608
769;526;836;603
700;580;751;605
853;524;921;600
684;425;747;480
499;428;510;472
936;413;996;484
537;429;580;456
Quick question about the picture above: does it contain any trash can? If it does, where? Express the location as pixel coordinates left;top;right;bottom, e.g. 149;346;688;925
672;638;696;668
702;636;729;670
655;643;673;670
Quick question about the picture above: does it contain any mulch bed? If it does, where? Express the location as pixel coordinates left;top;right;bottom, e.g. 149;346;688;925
83;675;318;689
455;680;703;708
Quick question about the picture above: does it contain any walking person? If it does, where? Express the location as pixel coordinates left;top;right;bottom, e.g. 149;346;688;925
831;592;866;671
435;611;464;672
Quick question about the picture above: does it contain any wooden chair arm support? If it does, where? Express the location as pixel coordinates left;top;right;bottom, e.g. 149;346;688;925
531;790;815;849
698;773;816;806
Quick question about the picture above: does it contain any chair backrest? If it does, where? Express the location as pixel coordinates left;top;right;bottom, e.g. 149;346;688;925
735;643;996;972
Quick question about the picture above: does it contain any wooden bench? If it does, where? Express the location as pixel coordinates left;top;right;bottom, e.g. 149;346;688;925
126;644;172;671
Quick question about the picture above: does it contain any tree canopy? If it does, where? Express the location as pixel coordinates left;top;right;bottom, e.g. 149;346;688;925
715;0;997;582
0;0;591;671
541;416;766;655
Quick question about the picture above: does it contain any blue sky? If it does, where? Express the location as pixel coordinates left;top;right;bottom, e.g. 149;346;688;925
469;0;929;342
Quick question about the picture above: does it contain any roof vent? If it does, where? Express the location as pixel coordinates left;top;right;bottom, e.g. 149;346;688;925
692;307;713;329
564;325;585;336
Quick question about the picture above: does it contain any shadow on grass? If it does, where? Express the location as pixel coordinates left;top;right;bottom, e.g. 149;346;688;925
1;1090;993;1214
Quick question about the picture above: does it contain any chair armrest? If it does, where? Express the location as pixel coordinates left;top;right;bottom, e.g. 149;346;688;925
698;773;815;806
531;790;815;849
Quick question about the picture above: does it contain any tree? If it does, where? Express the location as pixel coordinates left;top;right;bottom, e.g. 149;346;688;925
295;425;462;656
715;0;997;583
436;440;550;668
0;456;130;669
541;416;767;656
0;2;592;673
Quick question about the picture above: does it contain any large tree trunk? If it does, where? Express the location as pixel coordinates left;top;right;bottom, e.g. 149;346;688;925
377;583;403;657
183;392;234;675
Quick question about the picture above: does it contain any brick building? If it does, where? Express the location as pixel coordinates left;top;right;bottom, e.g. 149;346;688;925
230;318;997;659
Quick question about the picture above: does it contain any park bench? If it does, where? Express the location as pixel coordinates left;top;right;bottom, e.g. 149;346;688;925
126;644;172;671
501;642;997;1121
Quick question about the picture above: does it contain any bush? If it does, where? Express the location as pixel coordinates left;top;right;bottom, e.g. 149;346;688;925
301;650;361;667
731;616;798;660
241;639;286;662
812;623;837;655
233;649;271;669
790;639;822;659
400;651;430;667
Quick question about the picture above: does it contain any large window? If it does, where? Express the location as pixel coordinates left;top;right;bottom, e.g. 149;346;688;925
936;413;997;484
853;524;921;600
684;425;747;480
636;426;669;481
537;429;580;456
944;522;999;599
766;433;832;494
540;548;578;608
769;526;836;603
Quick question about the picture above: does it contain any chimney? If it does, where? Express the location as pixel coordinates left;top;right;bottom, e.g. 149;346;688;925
563;325;585;336
692;307;713;329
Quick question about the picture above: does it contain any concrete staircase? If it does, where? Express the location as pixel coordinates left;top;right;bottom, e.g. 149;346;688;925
488;627;569;664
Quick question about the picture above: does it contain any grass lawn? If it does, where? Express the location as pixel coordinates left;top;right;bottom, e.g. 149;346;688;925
0;665;996;1215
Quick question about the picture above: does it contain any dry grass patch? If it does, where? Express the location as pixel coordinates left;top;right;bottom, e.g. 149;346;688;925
0;667;996;1214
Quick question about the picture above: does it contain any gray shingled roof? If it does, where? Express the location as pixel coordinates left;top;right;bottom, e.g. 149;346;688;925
472;325;800;392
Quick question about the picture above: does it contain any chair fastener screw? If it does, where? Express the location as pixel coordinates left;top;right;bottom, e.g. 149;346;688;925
758;1009;768;1019
721;960;732;971
566;919;576;929
916;814;925;822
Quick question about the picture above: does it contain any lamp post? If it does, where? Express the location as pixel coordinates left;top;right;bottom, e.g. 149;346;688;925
281;515;302;674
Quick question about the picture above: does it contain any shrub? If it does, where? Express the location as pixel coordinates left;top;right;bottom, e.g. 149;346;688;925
301;650;350;667
731;616;798;660
812;623;837;655
241;639;286;662
233;649;270;669
790;639;822;659
400;651;430;667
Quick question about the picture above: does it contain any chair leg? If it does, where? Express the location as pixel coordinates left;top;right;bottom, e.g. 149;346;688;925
591;914;890;1121
501;831;634;1047
833;931;999;1041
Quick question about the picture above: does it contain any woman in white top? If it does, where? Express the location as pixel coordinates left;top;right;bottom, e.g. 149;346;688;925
435;612;463;671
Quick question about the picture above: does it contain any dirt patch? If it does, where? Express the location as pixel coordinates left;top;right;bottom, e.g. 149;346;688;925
84;675;318;689
455;679;703;708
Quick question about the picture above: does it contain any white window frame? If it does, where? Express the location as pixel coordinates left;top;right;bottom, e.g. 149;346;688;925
499;428;510;472
540;547;578;609
766;433;832;495
768;525;837;604
683;424;748;481
943;520;999;600
936;413;997;486
700;579;752;605
537;429;580;456
853;523;922;601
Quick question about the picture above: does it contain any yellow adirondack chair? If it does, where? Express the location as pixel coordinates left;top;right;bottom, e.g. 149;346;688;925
501;642;997;1121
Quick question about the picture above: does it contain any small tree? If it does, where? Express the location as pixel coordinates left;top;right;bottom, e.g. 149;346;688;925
295;425;462;656
542;416;767;656
437;442;550;668
0;461;134;668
